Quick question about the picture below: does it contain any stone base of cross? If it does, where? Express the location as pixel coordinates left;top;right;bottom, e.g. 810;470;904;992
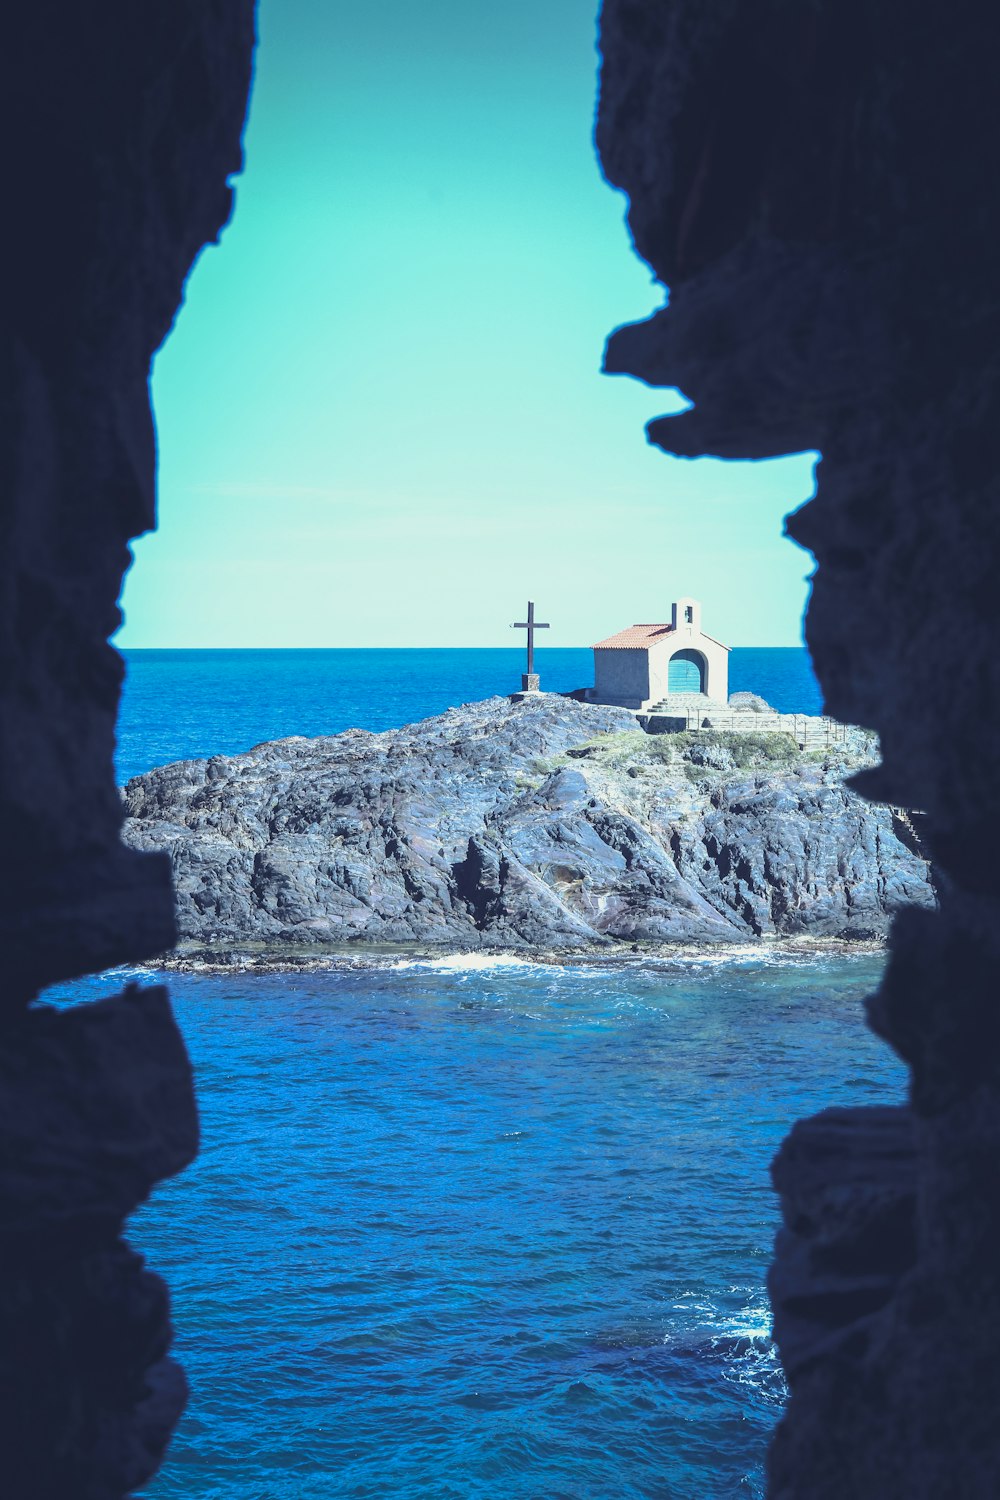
510;676;540;703
511;602;549;696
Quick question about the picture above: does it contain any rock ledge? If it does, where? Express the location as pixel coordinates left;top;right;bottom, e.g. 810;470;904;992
122;695;934;956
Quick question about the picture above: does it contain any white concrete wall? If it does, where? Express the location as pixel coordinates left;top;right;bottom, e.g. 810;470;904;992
648;640;672;701
593;647;651;708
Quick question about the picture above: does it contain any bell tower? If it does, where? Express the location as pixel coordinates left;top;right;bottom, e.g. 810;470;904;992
670;598;702;636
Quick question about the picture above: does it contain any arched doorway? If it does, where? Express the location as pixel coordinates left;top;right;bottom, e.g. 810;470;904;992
667;648;706;693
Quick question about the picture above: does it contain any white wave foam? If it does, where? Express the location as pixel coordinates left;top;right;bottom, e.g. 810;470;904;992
714;1304;774;1344
638;942;879;974
100;963;163;983
726;1287;773;1333
701;1292;786;1405
360;940;880;983
664;1289;781;1389
383;952;548;975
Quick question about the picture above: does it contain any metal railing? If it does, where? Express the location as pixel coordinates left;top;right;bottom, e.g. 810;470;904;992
642;707;851;748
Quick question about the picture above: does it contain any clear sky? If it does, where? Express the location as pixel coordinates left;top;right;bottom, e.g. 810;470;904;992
118;0;817;650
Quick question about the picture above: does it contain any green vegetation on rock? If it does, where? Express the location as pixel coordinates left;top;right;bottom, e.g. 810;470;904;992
677;730;800;767
563;727;800;773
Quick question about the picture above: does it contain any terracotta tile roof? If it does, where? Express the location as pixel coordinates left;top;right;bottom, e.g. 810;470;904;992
592;623;675;650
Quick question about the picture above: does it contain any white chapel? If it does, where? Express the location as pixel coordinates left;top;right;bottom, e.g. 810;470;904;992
587;598;729;711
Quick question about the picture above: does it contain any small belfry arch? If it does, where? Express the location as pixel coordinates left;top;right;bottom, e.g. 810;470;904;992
587;597;729;711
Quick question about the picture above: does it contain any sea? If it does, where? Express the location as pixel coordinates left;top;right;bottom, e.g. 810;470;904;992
55;649;903;1499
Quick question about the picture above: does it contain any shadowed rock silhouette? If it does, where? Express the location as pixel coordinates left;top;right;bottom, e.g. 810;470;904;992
597;1;1000;1494
0;5;254;1494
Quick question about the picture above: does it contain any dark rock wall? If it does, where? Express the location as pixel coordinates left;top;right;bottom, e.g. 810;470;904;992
597;2;1000;1495
0;5;254;1495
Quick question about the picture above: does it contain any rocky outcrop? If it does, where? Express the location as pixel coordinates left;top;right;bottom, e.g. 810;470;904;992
1;5;254;1495
596;2;1000;1494
121;696;931;956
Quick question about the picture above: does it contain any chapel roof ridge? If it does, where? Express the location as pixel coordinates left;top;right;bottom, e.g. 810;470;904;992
592;622;675;649
592;620;731;652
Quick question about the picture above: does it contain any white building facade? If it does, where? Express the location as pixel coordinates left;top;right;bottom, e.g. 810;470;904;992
588;598;729;711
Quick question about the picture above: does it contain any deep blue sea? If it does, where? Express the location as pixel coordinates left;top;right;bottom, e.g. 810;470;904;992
55;649;902;1498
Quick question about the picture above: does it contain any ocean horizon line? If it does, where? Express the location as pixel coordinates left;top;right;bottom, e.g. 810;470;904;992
118;642;810;653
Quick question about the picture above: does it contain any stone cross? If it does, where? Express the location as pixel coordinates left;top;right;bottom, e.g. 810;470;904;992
512;600;549;691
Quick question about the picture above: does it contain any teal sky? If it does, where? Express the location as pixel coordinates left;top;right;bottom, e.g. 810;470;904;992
119;0;817;650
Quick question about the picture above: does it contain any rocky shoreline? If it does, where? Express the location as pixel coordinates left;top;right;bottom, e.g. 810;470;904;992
121;694;934;962
137;936;890;977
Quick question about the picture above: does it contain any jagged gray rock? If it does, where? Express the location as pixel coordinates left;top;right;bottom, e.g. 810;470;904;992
121;695;933;956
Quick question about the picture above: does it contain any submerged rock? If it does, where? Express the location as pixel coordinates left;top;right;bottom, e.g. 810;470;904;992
121;695;934;955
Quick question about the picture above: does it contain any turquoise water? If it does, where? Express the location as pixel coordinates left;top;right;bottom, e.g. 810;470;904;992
66;645;898;1497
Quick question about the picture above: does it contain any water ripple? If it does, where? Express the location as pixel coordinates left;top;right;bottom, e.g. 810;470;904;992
48;952;895;1498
